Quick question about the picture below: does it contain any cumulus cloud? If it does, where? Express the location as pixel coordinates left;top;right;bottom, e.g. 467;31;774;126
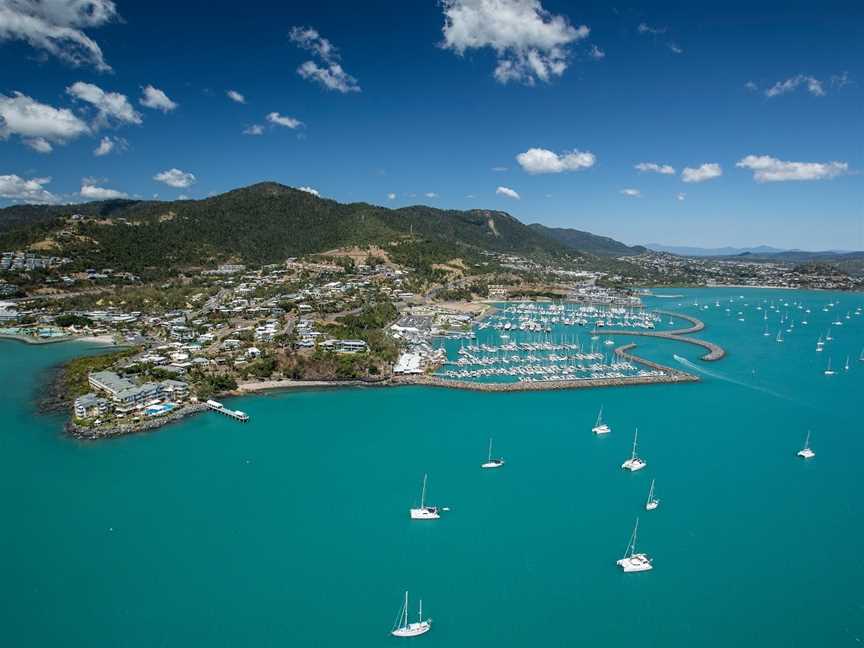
80;181;127;199
635;162;675;175
0;174;57;203
588;44;604;60
676;192;686;201
139;85;177;112
681;163;722;183
24;136;52;153
496;185;520;199
66;81;141;127
668;43;683;54
243;124;264;135
620;188;640;197
440;0;589;85
0;0;118;71
266;112;303;129
296;185;320;196
765;75;825;98
387;192;396;200
425;192;438;198
0;91;89;149
516;147;595;174
735;155;848;183
744;80;758;92
93;134;126;156
226;89;245;104
289;26;361;93
154;168;196;188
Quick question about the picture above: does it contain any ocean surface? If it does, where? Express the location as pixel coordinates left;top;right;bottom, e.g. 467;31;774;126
1;287;862;648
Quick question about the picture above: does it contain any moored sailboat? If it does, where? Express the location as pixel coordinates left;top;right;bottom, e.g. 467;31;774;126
621;427;647;471
616;517;653;572
645;479;659;511
410;474;440;520
391;591;432;637
592;406;611;435
481;437;505;469
797;431;815;459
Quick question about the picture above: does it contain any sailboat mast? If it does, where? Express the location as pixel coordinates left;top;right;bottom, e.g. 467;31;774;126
403;591;408;629
632;427;639;459
420;474;427;508
488;438;493;462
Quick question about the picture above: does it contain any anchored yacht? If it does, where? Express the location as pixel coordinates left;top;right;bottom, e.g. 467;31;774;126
645;479;660;511
410;474;440;520
481;438;505;469
616;517;653;572
391;591;432;638
592;406;611;435
797;431;815;459
621;428;647;471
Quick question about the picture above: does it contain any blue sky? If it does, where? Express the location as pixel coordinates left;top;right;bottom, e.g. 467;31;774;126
0;0;861;250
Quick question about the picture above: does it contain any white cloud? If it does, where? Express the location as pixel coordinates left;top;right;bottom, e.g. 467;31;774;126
93;134;126;156
496;185;520;199
425;192;438;198
243;124;264;135
153;168;196;188
24;136;52;153
266;112;303;129
440;0;589;85
516;147;595;174
297;185;320;196
765;75;825;98
668;42;683;54
0;174;57;203
139;85;177;112
66;81;142;126
0;0;118;71
226;89;246;104
0;91;89;149
588;44;604;60
387;192;396;200
80;182;127;200
492;166;508;172
735;155;848;183
681;163;722;183
676;192;686;201
744;80;758;92
830;71;850;89
289;26;361;93
637;22;666;35
635;162;675;175
620;188;640;197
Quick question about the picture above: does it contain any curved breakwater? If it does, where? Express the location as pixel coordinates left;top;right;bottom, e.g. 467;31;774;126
594;310;726;361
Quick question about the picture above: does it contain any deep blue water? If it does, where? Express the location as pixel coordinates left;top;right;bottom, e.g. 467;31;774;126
1;288;862;647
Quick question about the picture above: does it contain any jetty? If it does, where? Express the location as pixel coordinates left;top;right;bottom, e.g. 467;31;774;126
205;399;250;422
592;310;726;361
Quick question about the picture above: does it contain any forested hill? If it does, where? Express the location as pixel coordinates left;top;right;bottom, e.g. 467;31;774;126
528;224;646;257
0;182;636;274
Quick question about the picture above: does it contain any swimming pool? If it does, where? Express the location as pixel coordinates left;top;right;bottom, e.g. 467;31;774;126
144;403;176;417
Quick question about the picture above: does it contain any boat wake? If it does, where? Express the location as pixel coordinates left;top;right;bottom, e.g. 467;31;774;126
672;354;792;402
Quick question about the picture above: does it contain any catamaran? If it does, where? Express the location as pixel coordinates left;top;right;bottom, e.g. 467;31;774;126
621;427;647;471
410;474;440;520
645;479;659;511
797;431;815;459
824;358;836;376
776;328;783;343
616;517;653;572
481;437;505;469
845;355;851;371
592;406;611;435
391;591;432;637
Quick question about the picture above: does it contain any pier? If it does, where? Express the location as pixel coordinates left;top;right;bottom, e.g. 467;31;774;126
593;310;726;361
205;399;250;422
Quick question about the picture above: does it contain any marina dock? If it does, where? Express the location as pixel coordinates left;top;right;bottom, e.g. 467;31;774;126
205;399;250;422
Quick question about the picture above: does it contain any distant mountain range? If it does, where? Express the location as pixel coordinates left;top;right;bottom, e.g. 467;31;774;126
645;244;790;256
529;224;646;257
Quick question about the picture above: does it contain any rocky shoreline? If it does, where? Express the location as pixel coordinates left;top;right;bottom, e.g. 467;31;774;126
66;403;209;440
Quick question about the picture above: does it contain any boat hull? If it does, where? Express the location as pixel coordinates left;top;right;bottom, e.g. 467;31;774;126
410;507;440;520
481;459;505;469
797;449;815;459
592;424;610;435
392;621;432;637
617;554;653;572
622;458;647;471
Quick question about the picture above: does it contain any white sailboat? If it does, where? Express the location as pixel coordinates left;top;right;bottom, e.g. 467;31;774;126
797;431;815;459
616;517;653;572
844;355;851;371
592;406;611;435
409;474;440;520
824;358;836;376
481;437;505;469
391;591;432;637
621;427;647;471
645;479;659;511
775;328;783;343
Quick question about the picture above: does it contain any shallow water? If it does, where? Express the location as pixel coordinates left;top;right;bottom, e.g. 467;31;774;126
1;287;862;647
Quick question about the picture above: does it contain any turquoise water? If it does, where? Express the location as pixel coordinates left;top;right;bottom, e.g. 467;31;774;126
1;288;863;647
